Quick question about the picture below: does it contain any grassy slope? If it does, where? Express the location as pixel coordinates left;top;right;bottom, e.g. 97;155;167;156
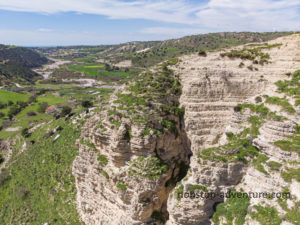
0;89;30;103
0;92;69;139
67;63;131;78
0;119;83;225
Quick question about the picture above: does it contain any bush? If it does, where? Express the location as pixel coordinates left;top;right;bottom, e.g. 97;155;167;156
251;205;282;225
17;186;28;198
8;105;21;119
255;96;262;103
0;170;10;185
27;95;37;103
234;106;242;112
37;102;48;113
60;106;72;117
0;154;4;164
0;101;6;109
81;100;93;108
239;62;245;68
0;112;5;118
198;50;207;57
98;154;108;167
21;128;31;138
27;111;37;116
116;180;127;191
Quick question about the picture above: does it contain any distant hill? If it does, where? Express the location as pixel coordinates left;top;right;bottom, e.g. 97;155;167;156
0;45;49;85
37;32;293;68
127;32;294;67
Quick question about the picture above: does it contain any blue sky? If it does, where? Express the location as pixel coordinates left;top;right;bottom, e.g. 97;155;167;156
0;0;299;46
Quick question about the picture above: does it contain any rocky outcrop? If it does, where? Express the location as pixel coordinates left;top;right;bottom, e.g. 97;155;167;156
73;66;192;224
167;34;300;224
73;34;300;225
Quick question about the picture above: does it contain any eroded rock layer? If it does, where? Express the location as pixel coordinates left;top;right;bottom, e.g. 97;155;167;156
73;34;300;225
167;34;300;225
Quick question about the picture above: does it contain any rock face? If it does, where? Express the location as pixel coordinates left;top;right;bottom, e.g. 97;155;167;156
73;34;300;225
167;34;300;225
72;67;192;224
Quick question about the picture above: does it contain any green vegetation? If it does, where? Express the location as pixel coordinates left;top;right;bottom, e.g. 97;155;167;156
0;119;83;224
280;167;300;182
264;95;295;114
247;115;262;137
101;170;109;180
80;139;96;150
250;205;282;225
274;140;300;152
128;33;289;68
253;153;269;174
0;44;48;84
199;133;259;163
67;63;132;80
98;154;108;167
277;188;300;224
267;161;282;171
212;189;250;225
237;103;270;118
67;63;104;76
0;89;30;103
116;180;127;191
187;184;208;192
174;183;184;201
128;156;168;180
103;60;183;138
220;43;282;64
274;124;299;153
235;103;285;140
275;70;300;96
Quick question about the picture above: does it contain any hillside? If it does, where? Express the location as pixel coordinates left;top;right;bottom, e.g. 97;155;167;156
37;32;292;69
0;32;299;225
0;45;48;84
72;33;300;224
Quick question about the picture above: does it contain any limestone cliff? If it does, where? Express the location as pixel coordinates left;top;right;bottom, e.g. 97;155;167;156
73;63;191;224
73;34;300;225
167;33;300;225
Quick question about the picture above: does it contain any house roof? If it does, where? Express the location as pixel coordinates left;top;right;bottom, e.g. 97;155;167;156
45;106;56;113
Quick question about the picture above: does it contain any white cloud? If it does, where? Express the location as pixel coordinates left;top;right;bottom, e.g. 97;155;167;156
141;27;205;36
0;0;299;44
196;0;300;31
0;0;298;31
37;28;53;32
0;0;201;24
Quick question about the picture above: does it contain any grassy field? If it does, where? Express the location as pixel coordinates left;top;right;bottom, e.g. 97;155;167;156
67;63;132;78
0;119;84;224
0;89;30;103
67;63;104;76
0;86;114;139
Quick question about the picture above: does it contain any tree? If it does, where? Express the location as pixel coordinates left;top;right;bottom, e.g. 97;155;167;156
27;95;37;103
37;102;48;113
60;106;72;117
8;105;21;119
198;50;207;57
81;100;93;108
21;128;31;138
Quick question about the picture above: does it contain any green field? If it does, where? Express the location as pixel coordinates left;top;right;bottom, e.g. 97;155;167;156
67;63;104;76
67;63;131;78
0;89;30;103
0;87;114;139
